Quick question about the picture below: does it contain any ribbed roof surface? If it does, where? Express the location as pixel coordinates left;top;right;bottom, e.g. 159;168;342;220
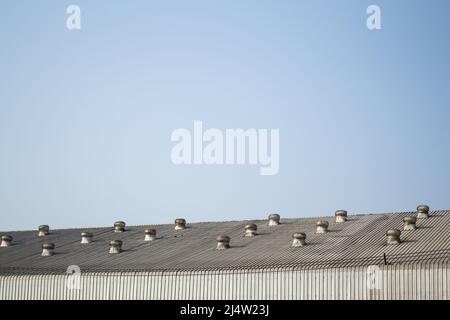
0;210;449;274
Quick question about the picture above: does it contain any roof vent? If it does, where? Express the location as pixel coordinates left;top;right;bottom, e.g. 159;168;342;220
38;225;49;237
109;240;122;254
292;232;306;247
386;229;401;245
244;223;257;237
335;210;348;223
216;234;230;250
114;221;125;233
417;205;429;219
268;213;280;226
175;218;186;230
1;235;12;247
403;216;417;231
41;243;55;256
81;232;93;244
316;220;329;233
144;229;156;241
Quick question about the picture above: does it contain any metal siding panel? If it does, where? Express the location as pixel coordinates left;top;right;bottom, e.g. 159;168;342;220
151;272;156;300
293;269;296;300
233;270;238;300
30;275;35;299
7;275;12;299
166;272;172;300
50;274;55;300
108;273;114;300
258;270;263;300
150;272;155;299
1;264;449;300
109;273;115;300
9;275;14;299
136;273;139;299
19;275;25;300
178;272;183;300
160;272;166;300
0;276;3;299
145;272;150;300
160;272;165;300
11;275;17;300
223;271;227;300
165;272;170;300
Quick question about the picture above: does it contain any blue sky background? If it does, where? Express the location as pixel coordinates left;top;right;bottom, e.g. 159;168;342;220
1;0;449;230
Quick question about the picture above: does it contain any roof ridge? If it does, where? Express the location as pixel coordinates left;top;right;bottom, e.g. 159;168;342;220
2;210;448;233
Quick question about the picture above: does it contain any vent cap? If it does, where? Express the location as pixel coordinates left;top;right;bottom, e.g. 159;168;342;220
41;243;55;256
292;232;306;247
316;220;329;233
144;229;156;241
268;213;280;226
386;229;401;245
38;225;49;237
417;205;430;219
335;210;348;223
1;235;12;247
109;240;123;254
114;221;126;233
81;232;93;244
403;216;417;231
175;218;186;230
244;223;257;237
216;234;230;250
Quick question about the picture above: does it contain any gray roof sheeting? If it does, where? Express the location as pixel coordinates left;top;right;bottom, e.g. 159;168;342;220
0;210;449;274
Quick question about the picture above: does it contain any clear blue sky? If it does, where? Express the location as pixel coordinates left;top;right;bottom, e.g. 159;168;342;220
1;0;450;230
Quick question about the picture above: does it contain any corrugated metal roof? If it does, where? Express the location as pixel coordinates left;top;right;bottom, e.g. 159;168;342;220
0;210;449;274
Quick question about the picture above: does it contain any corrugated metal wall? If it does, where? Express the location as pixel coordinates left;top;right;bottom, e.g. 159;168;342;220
1;263;448;300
